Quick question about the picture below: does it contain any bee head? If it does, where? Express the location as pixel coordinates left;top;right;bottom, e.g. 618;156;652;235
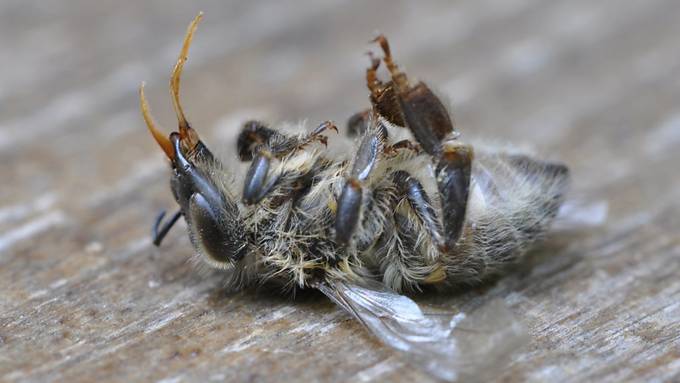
140;13;249;268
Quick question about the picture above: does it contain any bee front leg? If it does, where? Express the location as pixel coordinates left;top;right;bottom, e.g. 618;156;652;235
241;121;337;205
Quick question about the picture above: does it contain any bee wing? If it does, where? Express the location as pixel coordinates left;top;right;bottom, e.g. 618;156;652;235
317;279;528;382
553;197;608;232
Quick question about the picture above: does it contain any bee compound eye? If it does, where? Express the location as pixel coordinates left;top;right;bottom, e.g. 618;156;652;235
188;193;247;265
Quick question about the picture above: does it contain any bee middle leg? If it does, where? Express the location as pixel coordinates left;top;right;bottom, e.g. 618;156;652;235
335;119;425;245
335;121;387;245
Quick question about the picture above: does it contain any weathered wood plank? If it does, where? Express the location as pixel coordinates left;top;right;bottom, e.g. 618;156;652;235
1;0;679;382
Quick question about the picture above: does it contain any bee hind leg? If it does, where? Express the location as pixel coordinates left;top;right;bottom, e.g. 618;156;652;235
380;51;471;250
365;48;407;127
435;144;473;250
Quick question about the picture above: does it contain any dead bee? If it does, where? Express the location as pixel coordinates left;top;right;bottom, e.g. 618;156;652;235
140;13;572;381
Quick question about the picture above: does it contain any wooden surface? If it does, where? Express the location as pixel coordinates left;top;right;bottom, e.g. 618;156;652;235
2;1;679;382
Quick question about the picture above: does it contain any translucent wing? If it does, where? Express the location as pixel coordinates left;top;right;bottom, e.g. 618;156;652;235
552;197;608;232
317;279;529;382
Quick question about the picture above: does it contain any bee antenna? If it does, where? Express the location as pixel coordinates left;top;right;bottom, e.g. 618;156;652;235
139;82;174;160
170;12;203;147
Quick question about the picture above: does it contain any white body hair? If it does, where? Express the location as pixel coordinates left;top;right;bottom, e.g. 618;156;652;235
200;123;570;293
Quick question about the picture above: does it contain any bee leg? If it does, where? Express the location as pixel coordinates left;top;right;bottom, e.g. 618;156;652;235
335;178;363;246
347;110;370;137
293;120;338;152
152;209;183;246
374;35;468;248
391;171;445;249
436;144;473;250
242;149;280;205
383;139;422;158
238;120;337;161
236;120;283;162
369;34;455;150
364;50;407;128
376;144;472;254
372;34;409;92
400;84;470;249
241;121;337;205
273;120;338;156
397;82;455;156
335;123;386;245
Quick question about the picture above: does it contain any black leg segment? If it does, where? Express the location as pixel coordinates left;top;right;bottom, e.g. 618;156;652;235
436;144;473;250
335;122;386;245
236;120;281;161
242;150;280;205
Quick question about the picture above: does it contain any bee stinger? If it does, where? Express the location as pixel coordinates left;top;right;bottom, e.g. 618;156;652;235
140;14;582;381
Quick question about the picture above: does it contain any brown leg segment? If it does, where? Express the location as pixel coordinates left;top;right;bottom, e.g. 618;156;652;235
364;50;406;127
372;34;409;92
398;83;455;156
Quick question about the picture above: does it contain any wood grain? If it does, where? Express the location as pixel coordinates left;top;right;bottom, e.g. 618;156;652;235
1;1;679;382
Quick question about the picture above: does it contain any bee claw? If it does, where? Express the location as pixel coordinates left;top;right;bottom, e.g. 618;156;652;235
371;34;391;57
319;136;328;147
